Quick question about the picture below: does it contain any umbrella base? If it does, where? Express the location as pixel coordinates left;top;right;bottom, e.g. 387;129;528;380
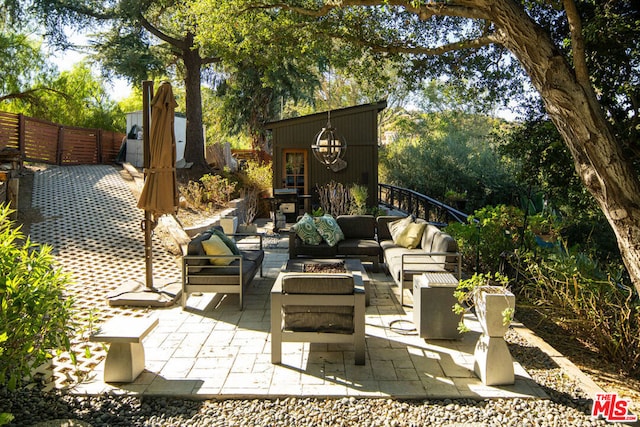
107;278;182;307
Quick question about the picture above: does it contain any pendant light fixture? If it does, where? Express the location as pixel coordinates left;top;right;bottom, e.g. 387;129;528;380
311;71;347;171
312;109;347;168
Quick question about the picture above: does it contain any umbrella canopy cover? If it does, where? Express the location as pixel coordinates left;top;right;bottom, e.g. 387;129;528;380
137;82;179;217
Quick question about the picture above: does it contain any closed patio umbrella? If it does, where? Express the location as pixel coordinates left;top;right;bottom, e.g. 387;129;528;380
107;81;181;307
137;81;179;217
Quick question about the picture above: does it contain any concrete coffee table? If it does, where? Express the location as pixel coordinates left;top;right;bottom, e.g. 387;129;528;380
283;258;371;305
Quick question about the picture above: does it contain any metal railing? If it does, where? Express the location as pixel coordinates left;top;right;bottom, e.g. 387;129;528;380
378;183;470;225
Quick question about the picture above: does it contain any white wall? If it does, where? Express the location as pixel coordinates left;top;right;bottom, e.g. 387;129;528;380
125;111;187;167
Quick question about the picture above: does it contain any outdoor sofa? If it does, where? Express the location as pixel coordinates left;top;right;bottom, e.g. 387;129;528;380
377;215;461;305
182;226;264;310
288;214;381;271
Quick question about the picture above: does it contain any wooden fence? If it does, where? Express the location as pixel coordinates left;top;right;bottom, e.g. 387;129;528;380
0;111;125;165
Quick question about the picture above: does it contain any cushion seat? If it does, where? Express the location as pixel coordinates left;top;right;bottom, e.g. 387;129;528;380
182;227;264;310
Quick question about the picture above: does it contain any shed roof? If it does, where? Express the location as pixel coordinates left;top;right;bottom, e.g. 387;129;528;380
265;100;387;130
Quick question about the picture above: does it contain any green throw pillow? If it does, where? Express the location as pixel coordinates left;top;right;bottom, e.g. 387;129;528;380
396;222;426;249
314;214;345;247
292;213;323;245
210;227;241;255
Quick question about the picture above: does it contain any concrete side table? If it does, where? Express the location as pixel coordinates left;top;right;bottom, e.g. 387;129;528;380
90;316;158;382
413;273;461;339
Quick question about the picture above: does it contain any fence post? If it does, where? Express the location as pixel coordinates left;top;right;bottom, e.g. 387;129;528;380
57;126;64;165
17;114;25;161
96;129;103;164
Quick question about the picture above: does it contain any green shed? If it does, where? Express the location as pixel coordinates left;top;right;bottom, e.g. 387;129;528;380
266;100;387;215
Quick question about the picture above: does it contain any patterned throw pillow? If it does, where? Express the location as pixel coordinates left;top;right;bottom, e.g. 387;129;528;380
292;213;323;245
314;214;345;247
388;216;414;243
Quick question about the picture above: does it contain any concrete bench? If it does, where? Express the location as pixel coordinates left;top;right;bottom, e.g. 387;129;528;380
90;316;158;382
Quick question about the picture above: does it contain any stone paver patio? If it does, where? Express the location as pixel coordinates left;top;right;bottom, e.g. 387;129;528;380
25;164;602;400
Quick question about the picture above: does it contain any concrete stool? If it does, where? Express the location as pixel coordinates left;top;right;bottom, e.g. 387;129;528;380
413;273;461;339
90;316;158;382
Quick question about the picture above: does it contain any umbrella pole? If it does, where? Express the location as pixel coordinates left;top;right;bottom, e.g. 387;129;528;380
143;80;154;290
106;80;181;307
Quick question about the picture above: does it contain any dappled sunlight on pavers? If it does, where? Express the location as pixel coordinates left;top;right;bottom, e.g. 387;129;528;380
29;164;549;400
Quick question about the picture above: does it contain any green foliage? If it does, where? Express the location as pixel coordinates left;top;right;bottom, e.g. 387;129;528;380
241;159;273;194
0;412;14;426
446;205;533;273
349;184;368;215
380;110;517;213
498;113;621;265
181;174;237;211
1;31;124;131
453;272;514;333
39;63;125;131
514;245;640;376
0;204;75;390
0;30;57;105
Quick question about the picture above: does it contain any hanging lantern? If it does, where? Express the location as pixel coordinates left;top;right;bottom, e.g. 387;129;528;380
311;111;347;171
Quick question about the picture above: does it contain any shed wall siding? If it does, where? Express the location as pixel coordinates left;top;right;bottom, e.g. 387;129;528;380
270;102;384;210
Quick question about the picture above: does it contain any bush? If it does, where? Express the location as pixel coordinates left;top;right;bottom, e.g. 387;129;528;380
514;246;640;376
0;204;75;390
182;173;237;211
447;203;640;376
446;204;533;273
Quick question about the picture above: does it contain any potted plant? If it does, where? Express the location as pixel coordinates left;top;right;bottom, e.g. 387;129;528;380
453;272;516;386
237;186;259;233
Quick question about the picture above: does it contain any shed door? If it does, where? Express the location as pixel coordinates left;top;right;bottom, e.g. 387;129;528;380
282;150;307;194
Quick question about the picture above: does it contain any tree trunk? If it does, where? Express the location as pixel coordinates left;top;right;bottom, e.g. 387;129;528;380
491;0;640;293
182;32;208;170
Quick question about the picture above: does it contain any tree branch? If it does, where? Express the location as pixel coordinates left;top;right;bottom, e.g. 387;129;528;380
139;15;187;51
346;32;500;56
562;0;590;88
0;87;70;103
246;0;487;20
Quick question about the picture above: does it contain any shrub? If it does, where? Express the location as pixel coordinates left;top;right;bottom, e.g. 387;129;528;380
181;173;237;211
446;204;532;273
514;246;640;376
349;184;368;215
0;204;75;390
238;160;272;223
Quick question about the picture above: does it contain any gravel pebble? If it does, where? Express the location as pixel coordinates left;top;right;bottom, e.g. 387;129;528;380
0;329;626;426
0;389;614;427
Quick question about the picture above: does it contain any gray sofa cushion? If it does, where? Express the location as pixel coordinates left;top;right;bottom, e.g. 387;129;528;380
185;231;212;272
337;238;380;256
337;215;376;239
280;273;355;333
186;258;257;286
421;224;441;252
281;273;354;294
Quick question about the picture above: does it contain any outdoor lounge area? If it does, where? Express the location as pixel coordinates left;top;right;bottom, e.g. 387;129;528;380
76;247;543;398
24;164;603;403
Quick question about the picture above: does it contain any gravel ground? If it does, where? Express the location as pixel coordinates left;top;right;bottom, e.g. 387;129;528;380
0;391;609;427
1;329;625;427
